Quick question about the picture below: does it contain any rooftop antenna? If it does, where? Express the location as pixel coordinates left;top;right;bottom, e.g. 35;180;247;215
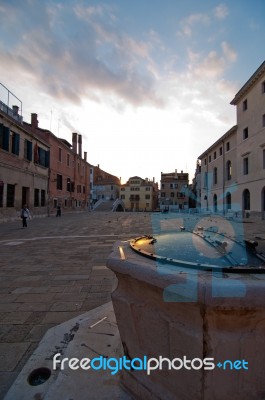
50;110;53;131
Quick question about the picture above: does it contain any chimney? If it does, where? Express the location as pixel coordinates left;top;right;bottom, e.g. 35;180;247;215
72;132;78;154
78;134;82;157
12;105;19;116
31;113;39;129
84;151;87;162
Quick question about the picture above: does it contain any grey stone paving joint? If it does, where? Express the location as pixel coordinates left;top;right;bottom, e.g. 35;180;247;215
0;211;264;399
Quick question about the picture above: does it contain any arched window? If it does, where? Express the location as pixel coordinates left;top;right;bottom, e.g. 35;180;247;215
226;192;231;210
213;167;218;184
226;160;232;180
213;193;217;213
242;189;250;211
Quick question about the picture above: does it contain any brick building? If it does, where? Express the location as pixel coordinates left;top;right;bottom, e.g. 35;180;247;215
92;164;120;204
160;170;189;211
25;114;90;214
0;89;49;221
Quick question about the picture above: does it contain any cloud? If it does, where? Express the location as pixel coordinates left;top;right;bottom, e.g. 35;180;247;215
177;13;210;37
0;1;163;109
214;4;229;19
188;41;237;79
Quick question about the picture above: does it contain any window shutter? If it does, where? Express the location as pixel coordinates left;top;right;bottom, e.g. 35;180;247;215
3;126;10;151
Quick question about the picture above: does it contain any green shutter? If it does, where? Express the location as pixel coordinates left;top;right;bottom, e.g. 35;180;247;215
3;127;9;151
27;141;33;161
14;133;20;155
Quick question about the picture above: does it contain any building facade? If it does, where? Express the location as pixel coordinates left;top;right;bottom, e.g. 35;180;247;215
199;60;265;217
120;176;158;211
92;165;120;204
25;115;90;214
0;97;49;220
160;170;189;211
199;126;237;214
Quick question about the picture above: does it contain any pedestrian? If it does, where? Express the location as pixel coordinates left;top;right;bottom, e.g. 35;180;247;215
20;204;30;228
56;205;61;217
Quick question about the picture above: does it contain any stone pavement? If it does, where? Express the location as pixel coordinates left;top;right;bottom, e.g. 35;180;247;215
0;211;264;399
0;211;152;399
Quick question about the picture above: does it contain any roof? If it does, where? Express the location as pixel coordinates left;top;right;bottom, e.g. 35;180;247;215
198;125;237;159
230;60;265;105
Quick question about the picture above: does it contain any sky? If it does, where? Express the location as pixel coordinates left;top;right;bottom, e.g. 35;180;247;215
0;0;264;184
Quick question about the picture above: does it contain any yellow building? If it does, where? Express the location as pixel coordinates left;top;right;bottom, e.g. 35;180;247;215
120;176;158;211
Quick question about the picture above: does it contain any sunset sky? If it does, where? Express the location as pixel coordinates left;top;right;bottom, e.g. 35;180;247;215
0;0;264;184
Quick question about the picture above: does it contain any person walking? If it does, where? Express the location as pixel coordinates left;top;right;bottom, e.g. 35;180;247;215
56;205;61;217
20;204;30;228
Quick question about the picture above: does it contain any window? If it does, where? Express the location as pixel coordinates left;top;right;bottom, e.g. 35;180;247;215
243;157;249;175
263;149;265;169
161;192;165;198
170;192;174;197
204;158;207;165
0;124;10;151
59;148;62;162
263;114;265;128
83;186;86;194
161;183;165;189
226;142;230;152
214;151;216;160
213;167;218;184
262;81;265;94
6;184;15;207
24;140;32;161
77;185;81;193
38;147;49;167
11;132;20;155
209;155;211;163
121;194;125;199
57;174;63;190
219;147;223;156
120;188;125;191
146;187;151;191
243;189;250;210
226;160;232;180
41;190;45;206
226;192;232;210
34;188;39;207
243;99;248;111
243;127;248;140
145;194;150;199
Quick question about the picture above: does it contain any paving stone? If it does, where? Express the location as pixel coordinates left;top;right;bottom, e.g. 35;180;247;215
0;343;30;371
0;325;32;343
50;301;83;311
41;311;82;324
2;312;32;324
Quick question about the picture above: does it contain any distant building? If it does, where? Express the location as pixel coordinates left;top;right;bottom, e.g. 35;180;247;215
92;165;120;204
160;170;189;211
25;115;90;214
190;160;201;209
199;60;265;217
120;176;159;211
0;86;49;220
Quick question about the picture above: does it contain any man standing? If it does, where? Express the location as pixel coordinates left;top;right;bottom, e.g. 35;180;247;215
21;204;30;228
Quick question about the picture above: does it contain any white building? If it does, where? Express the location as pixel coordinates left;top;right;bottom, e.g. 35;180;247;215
199;60;265;218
